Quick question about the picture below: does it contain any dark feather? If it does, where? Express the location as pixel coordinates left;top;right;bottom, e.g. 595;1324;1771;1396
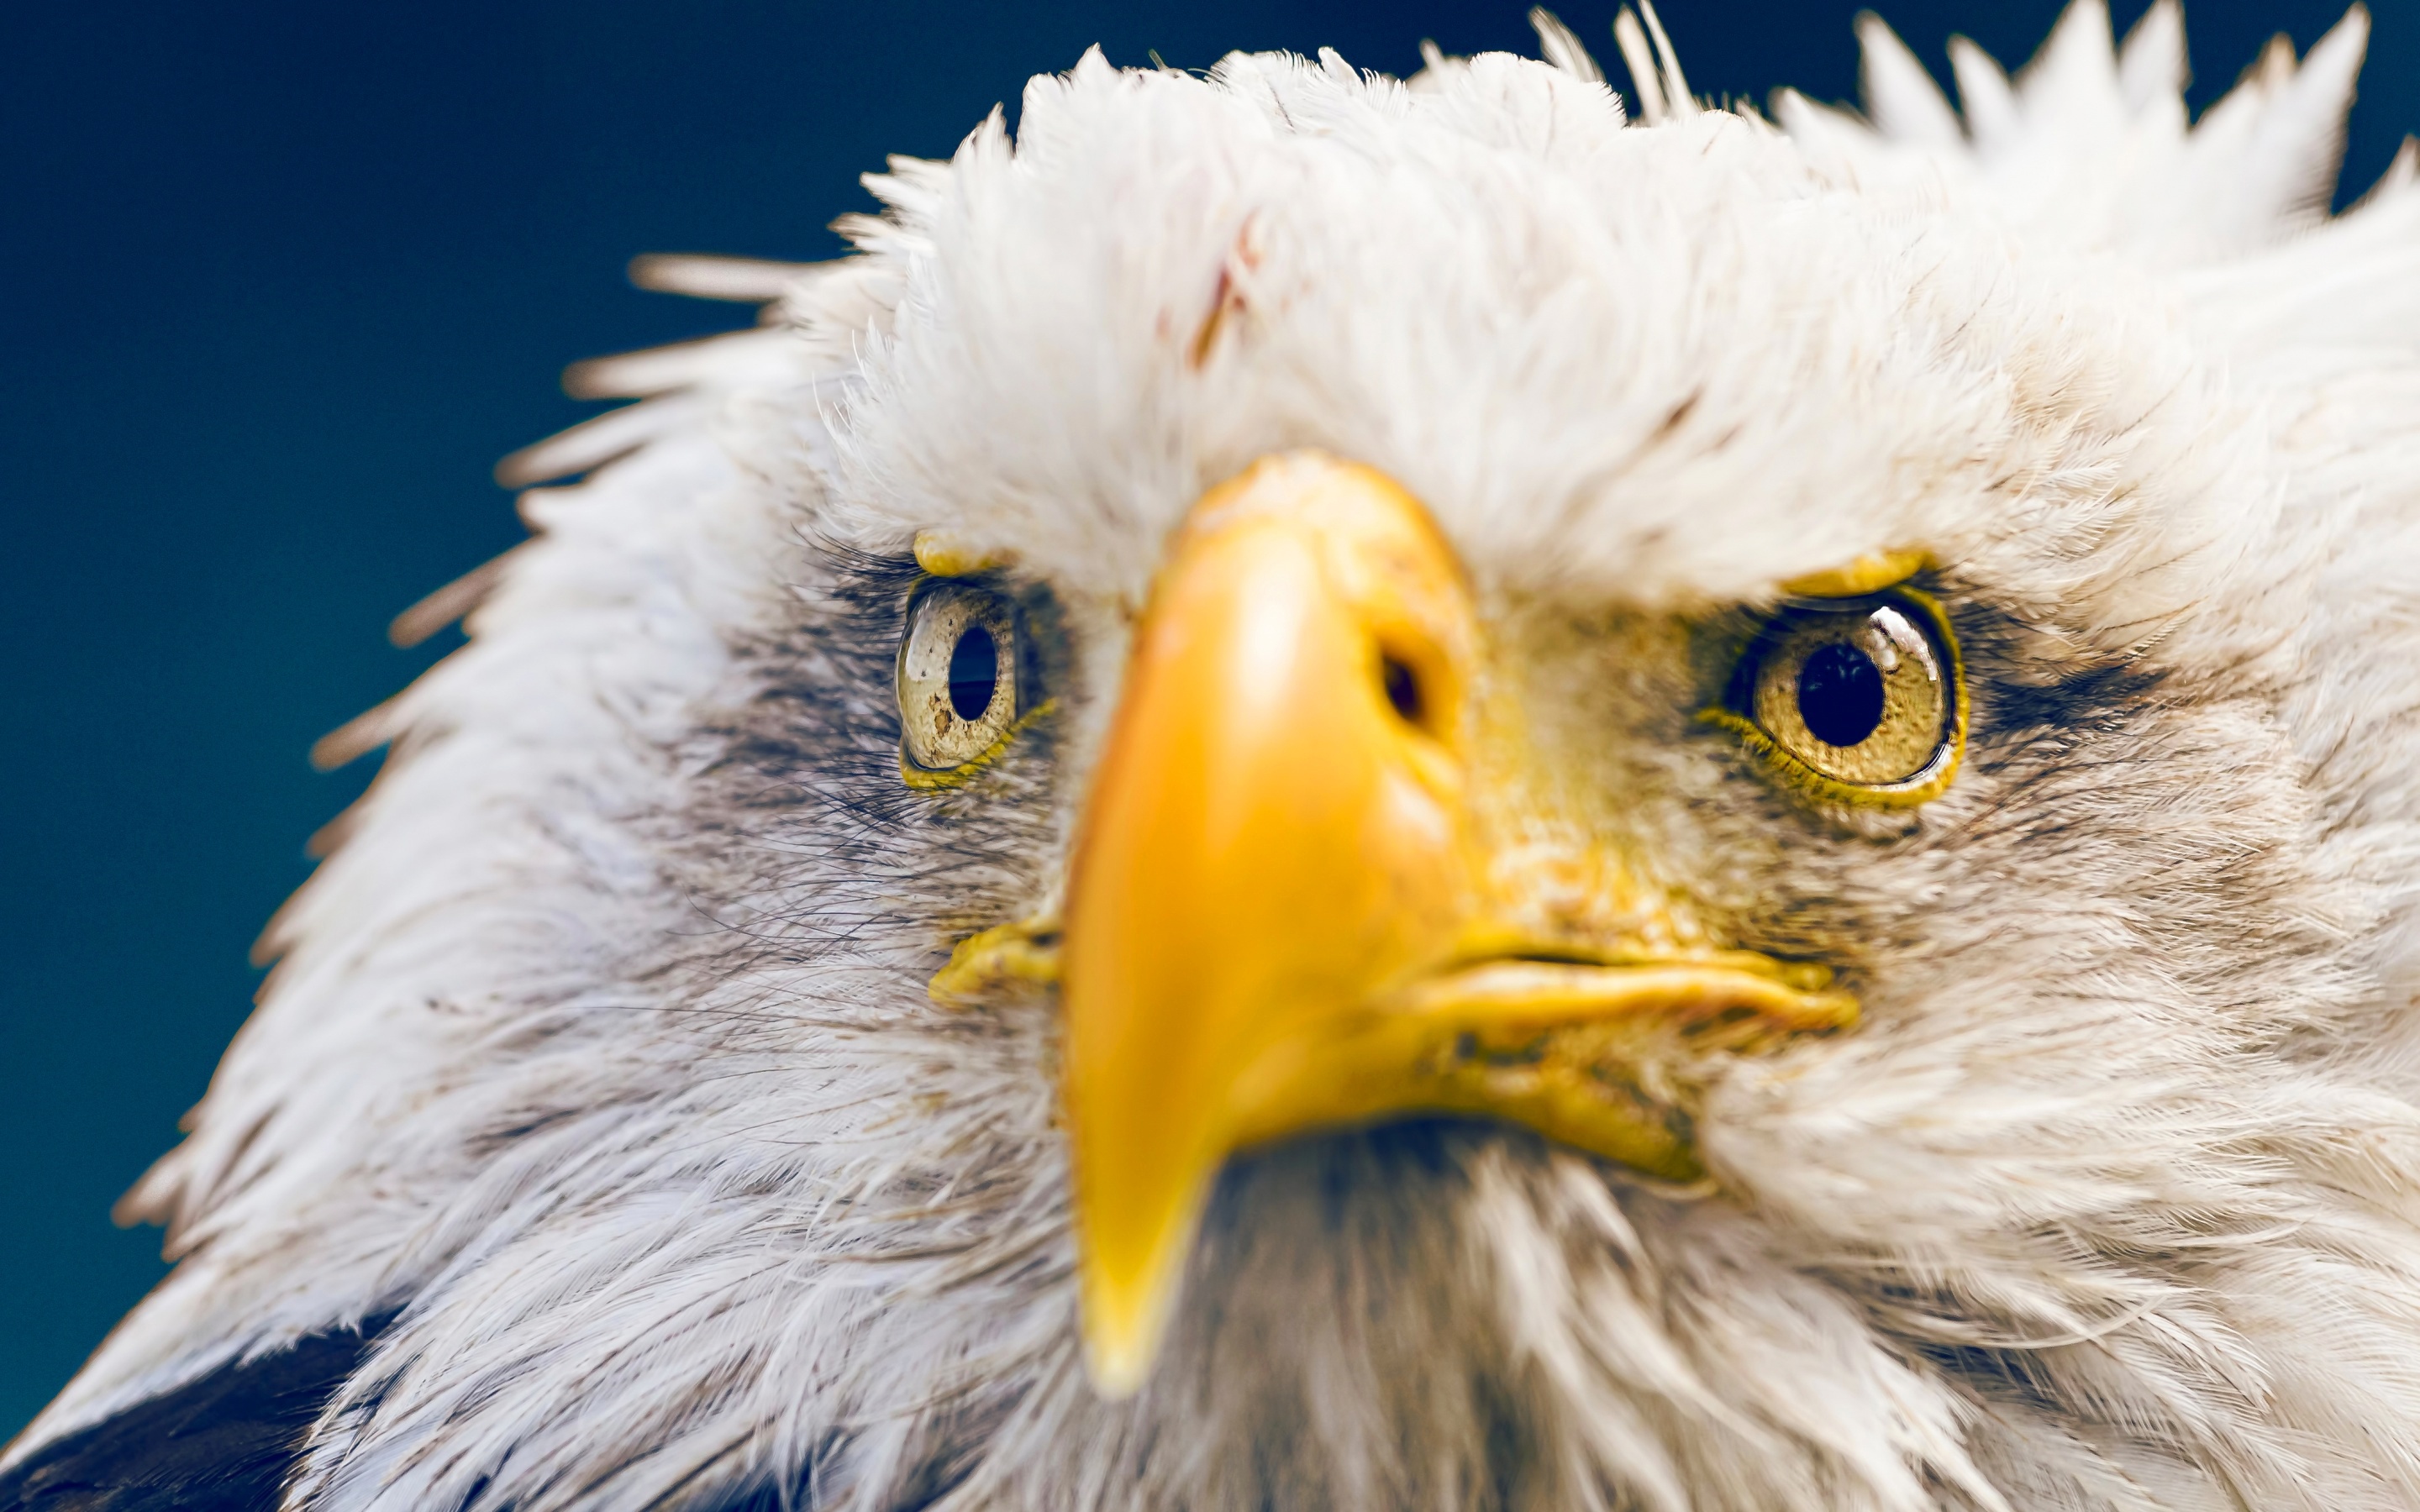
0;1319;387;1512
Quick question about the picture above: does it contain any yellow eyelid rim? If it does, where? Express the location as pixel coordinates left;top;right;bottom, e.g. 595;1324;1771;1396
1778;549;1930;599
914;529;1012;579
901;698;1060;790
1702;582;1965;810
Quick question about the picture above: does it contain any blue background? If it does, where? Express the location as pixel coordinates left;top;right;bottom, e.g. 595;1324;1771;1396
2;0;2408;1438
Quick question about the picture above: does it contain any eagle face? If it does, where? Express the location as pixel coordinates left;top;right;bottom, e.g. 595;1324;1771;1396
13;6;2420;1511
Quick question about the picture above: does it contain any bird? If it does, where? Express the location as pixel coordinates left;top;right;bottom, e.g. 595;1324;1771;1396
8;0;2420;1506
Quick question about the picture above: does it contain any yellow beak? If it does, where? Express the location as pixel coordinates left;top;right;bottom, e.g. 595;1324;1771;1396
1059;453;1854;1396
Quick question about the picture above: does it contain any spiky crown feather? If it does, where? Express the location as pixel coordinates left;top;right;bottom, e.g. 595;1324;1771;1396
17;3;2420;1509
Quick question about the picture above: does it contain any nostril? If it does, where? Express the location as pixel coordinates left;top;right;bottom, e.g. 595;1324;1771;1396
1380;652;1423;727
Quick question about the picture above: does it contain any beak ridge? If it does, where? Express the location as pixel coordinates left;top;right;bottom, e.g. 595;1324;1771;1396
1061;453;1477;1394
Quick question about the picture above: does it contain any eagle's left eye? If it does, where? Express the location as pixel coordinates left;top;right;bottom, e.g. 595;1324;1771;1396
897;581;1023;774
1723;591;1963;801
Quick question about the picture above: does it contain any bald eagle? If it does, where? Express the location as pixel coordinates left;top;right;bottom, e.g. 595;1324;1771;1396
8;2;2420;1508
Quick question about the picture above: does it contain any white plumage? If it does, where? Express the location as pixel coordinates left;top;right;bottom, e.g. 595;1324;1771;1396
15;3;2420;1507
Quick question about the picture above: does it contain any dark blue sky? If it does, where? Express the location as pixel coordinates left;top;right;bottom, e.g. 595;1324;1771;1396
0;0;2405;1438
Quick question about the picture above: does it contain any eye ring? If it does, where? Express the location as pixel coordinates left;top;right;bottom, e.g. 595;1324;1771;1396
897;580;1032;781
1706;587;1965;807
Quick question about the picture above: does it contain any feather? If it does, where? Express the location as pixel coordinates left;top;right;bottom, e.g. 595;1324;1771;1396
492;391;710;486
308;691;404;772
0;1321;384;1512
1612;8;1670;126
2114;0;2186;117
1637;0;1693;119
1947;35;2022;154
2014;0;2124;132
385;549;518;650
560;328;798;403
1528;8;1603;85
625;252;819;303
1858;13;1962;150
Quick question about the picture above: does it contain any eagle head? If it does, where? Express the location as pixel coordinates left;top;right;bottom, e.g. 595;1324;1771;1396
13;3;2420;1509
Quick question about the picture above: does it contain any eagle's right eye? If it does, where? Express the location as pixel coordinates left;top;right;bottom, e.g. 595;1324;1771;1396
897;581;1023;775
1712;587;1965;806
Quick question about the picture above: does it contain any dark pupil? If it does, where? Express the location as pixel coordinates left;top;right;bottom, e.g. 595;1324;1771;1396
948;624;1000;721
1796;639;1885;748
